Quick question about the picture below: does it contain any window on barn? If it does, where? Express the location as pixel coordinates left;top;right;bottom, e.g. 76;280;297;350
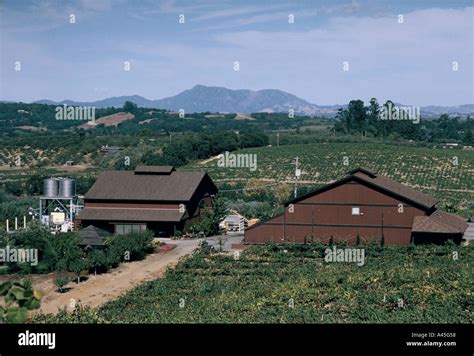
115;224;124;235
132;224;141;233
352;207;360;215
123;224;132;235
115;224;147;235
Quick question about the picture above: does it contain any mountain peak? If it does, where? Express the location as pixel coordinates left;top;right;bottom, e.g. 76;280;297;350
191;84;208;89
154;85;319;114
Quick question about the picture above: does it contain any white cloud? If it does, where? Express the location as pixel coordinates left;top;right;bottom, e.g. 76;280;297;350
208;7;473;105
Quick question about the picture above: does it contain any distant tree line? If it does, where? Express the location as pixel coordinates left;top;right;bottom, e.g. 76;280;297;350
137;130;269;168
334;98;474;143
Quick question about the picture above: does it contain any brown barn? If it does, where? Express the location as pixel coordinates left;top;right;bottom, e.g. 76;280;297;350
75;166;217;236
245;167;468;245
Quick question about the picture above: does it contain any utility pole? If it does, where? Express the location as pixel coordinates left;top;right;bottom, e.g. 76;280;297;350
277;133;280;146
293;156;301;198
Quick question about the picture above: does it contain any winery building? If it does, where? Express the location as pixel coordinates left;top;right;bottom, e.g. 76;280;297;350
245;167;468;245
75;166;217;236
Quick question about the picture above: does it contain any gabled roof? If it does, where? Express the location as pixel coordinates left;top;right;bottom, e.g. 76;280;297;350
134;165;175;174
412;210;468;234
77;208;185;222
348;166;377;178
412;211;468;234
79;225;111;246
429;210;468;233
352;169;438;209
84;167;217;201
286;167;438;210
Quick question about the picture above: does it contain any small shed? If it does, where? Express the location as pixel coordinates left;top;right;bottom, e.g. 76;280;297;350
220;211;248;232
79;225;112;247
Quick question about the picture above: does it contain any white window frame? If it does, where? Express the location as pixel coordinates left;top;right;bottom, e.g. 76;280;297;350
352;207;360;216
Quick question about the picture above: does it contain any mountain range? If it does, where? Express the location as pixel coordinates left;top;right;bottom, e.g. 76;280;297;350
32;85;474;117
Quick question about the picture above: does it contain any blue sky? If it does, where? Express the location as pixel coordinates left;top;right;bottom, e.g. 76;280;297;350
0;0;472;106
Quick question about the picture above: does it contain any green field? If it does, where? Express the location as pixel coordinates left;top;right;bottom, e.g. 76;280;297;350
185;142;474;215
36;243;473;323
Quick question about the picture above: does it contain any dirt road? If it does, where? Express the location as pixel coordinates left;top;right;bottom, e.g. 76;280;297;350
33;239;199;315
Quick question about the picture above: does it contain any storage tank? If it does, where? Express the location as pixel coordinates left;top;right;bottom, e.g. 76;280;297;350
43;178;58;197
59;178;76;197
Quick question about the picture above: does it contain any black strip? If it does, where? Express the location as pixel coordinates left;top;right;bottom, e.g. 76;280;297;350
0;324;471;355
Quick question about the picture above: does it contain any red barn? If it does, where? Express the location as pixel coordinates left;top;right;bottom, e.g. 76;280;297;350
75;166;217;236
245;167;468;245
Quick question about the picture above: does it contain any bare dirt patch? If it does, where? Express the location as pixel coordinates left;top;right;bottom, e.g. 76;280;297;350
79;112;134;129
234;114;255;121
0;240;198;316
16;126;48;132
199;155;221;165
139;118;155;125
45;163;96;172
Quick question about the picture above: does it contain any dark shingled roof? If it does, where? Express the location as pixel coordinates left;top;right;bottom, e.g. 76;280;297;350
412;210;468;234
348;166;377;178
351;168;438;209
134;165;175;174
79;225;111;246
76;208;184;222
84;167;216;201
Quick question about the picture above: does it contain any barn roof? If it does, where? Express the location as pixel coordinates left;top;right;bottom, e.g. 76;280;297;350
351;169;438;209
412;210;468;234
76;208;185;222
134;165;175;174
84;167;217;201
287;167;438;210
79;225;111;246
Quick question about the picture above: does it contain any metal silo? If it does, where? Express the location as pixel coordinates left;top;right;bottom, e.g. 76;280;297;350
43;178;58;197
59;178;76;197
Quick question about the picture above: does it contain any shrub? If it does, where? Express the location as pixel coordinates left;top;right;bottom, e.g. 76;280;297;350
49;232;83;273
87;249;108;275
54;274;70;293
188;196;226;237
105;230;154;266
0;280;42;323
69;259;86;284
1;221;56;274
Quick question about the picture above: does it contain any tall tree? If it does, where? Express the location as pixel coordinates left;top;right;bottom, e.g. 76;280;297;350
368;98;380;125
347;100;367;131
